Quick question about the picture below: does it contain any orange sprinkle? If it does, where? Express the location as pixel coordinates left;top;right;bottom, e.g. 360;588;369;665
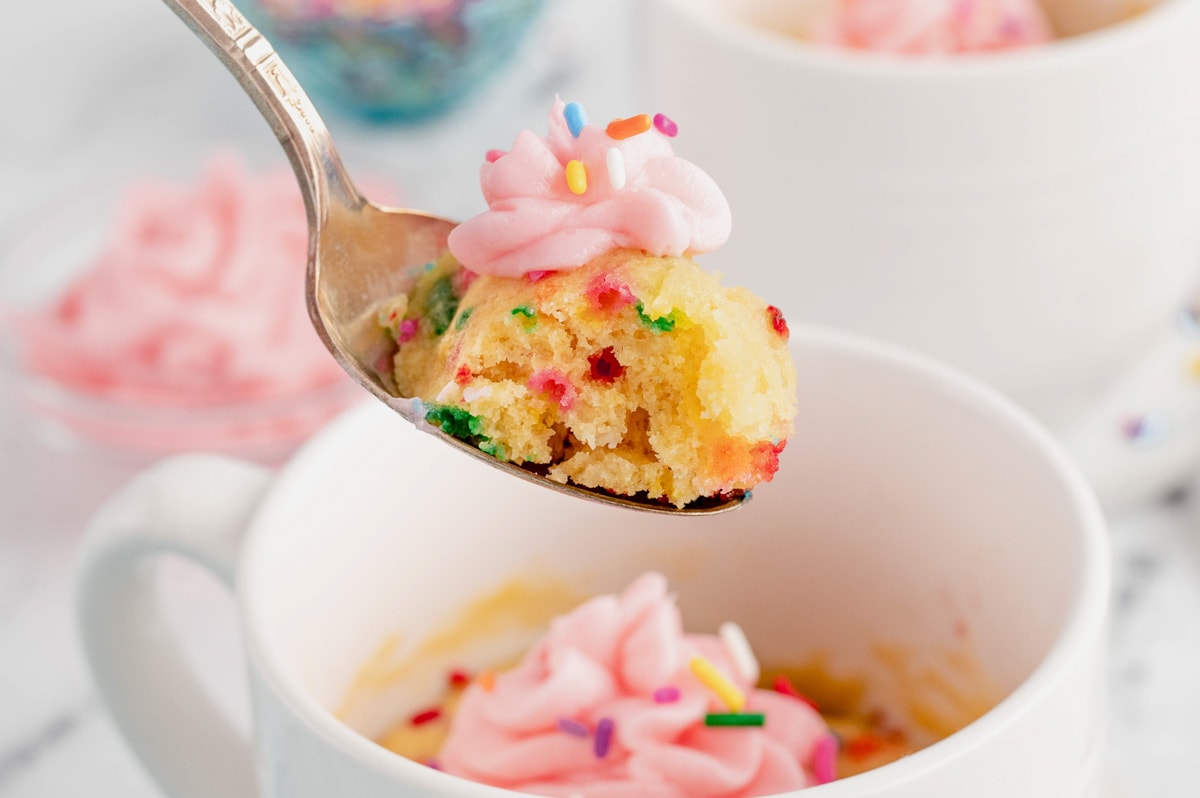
478;671;496;692
846;733;884;760
606;114;652;141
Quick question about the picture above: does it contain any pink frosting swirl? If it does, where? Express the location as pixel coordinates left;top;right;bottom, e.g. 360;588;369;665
9;153;348;405
809;0;1053;54
446;101;732;278
440;573;830;797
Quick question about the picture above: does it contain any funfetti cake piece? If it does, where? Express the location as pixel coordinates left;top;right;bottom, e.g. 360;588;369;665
384;100;797;508
806;0;1054;53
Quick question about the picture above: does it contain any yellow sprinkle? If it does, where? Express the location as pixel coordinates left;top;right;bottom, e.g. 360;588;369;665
689;655;745;712
565;159;588;195
478;671;495;692
1189;355;1200;380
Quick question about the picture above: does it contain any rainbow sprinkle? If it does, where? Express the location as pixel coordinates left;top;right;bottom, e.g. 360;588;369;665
813;733;839;784
448;669;471;688
587;347;625;383
606;147;626;190
704;713;765;727
558;717;590;738
410;707;442;726
607;114;652;140
653;113;678;137
564;102;588;138
689;655;746;712
652;686;681;703
773;675;819;712
485;149;506;163
594;717;615;758
477;671;495;692
565;159;588;195
719;622;759;683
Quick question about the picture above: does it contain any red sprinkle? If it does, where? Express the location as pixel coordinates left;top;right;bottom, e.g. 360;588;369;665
588;347;625;383
526;269;555;283
448;669;471;688
653;113;678;137
586;273;636;312
485;149;506;163
454;364;473;386
772;675;819;711
767;305;790;340
606;114;652;140
529;369;578;412
410;707;442;726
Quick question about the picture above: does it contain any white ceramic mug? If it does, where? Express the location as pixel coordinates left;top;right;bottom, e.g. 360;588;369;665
645;0;1200;506
77;327;1110;797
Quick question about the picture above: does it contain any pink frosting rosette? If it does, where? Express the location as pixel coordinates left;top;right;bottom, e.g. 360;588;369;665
809;0;1053;54
10;153;347;405
439;573;831;797
446;100;732;278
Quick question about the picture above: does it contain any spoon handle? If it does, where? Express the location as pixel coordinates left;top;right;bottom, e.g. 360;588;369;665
158;0;361;221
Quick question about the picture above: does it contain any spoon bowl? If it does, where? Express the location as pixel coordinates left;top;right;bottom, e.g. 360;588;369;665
158;0;746;515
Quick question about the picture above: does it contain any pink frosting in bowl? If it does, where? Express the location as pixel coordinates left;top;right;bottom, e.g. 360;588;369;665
0;153;361;463
807;0;1053;54
447;100;732;278
439;573;831;797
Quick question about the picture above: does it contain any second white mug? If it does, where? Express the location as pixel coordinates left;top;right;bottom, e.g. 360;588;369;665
645;0;1200;504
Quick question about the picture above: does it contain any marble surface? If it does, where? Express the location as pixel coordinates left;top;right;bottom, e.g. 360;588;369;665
1;1;1197;795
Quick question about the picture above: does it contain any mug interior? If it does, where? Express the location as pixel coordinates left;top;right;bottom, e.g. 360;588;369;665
242;327;1105;786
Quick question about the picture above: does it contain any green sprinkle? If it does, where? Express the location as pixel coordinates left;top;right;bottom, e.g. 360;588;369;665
425;404;485;441
424;276;460;336
511;305;536;318
424;262;435;271
479;440;508;460
455;307;474;331
704;713;765;727
635;302;677;333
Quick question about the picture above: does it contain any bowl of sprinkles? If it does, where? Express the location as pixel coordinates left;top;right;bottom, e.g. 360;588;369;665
244;0;545;122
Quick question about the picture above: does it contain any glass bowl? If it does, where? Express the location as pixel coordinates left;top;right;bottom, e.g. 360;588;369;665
0;166;363;470
243;0;545;123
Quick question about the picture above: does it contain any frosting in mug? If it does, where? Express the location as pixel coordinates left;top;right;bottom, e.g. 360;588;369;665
439;572;830;797
447;100;732;278
808;0;1053;53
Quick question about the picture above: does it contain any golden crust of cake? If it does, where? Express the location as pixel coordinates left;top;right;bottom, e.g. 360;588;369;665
384;250;797;507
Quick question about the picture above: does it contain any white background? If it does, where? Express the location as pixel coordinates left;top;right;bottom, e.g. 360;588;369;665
1;0;1197;795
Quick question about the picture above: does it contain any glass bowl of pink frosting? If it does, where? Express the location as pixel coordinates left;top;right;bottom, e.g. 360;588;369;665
0;153;362;467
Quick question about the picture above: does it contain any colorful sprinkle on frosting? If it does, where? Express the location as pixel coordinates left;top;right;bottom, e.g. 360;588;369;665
606;114;652;141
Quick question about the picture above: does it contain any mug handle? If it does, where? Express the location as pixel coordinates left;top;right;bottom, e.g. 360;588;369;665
76;454;271;798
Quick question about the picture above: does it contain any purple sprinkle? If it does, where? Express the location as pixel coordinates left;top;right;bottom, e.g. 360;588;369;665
653;113;678;138
652;686;681;703
558;717;590;738
813;733;838;785
425;759;442;771
594;717;614;758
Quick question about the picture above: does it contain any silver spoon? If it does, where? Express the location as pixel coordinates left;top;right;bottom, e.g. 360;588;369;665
159;0;746;515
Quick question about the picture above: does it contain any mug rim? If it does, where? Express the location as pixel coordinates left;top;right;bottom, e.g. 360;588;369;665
238;323;1110;794
649;0;1195;80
